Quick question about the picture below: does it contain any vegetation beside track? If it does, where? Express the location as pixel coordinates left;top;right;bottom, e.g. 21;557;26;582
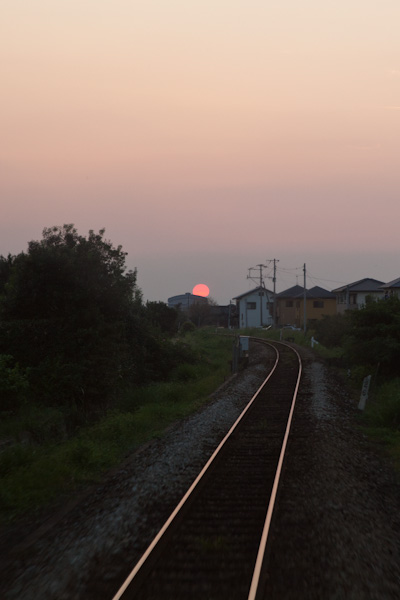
238;303;400;471
262;300;400;471
0;329;233;523
1;225;399;519
0;226;235;523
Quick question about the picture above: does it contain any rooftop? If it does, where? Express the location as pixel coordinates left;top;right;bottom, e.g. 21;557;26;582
277;285;335;299
233;285;274;300
381;277;400;289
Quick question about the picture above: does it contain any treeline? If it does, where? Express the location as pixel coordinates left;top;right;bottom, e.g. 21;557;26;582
312;295;400;380
0;225;188;417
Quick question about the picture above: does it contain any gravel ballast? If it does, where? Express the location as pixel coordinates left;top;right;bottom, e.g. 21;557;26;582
1;341;400;599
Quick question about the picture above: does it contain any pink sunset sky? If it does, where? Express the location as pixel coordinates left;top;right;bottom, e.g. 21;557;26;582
1;0;399;304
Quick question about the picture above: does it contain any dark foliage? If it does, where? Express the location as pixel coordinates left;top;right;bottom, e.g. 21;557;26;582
311;313;352;348
145;301;178;335
0;225;187;413
345;296;400;379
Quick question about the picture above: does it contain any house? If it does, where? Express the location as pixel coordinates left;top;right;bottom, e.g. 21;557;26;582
233;286;274;328
332;278;385;314
381;277;400;299
276;285;336;328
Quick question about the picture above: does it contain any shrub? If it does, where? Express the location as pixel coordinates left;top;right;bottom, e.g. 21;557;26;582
346;297;400;379
172;363;200;382
0;355;29;411
180;320;196;334
312;314;351;348
365;379;400;430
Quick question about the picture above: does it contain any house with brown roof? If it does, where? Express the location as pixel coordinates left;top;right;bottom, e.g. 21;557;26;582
276;285;336;328
332;278;385;314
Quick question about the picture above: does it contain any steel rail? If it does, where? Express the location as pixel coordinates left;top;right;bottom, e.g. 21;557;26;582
247;340;302;600
111;340;280;600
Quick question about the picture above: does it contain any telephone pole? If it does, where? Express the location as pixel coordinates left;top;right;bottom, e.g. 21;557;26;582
247;260;279;327
303;263;307;333
266;258;279;327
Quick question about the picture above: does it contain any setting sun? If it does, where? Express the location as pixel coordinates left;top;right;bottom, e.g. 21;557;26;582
192;284;210;297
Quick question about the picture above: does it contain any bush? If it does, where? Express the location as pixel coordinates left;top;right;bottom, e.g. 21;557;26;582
365;379;400;430
0;355;29;411
172;363;200;382
0;445;34;477
180;320;196;334
312;314;351;348
346;297;400;379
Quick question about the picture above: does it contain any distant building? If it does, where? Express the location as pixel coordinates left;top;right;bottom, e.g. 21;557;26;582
276;285;336;328
381;277;400;299
168;293;208;312
332;278;385;313
233;286;274;328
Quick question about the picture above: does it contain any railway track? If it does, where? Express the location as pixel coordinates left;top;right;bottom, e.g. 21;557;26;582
112;339;302;600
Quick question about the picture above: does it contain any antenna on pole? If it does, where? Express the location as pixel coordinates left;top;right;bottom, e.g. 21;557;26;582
247;264;266;288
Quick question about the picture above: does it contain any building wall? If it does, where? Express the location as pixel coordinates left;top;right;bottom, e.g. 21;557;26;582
305;298;337;323
336;291;384;314
276;299;299;327
277;298;336;327
168;293;208;311
385;288;399;299
238;290;273;328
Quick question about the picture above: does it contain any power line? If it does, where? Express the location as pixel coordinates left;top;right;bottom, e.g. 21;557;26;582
306;271;349;287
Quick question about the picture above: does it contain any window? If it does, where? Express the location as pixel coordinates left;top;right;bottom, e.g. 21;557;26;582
313;300;324;308
246;302;256;310
285;300;293;308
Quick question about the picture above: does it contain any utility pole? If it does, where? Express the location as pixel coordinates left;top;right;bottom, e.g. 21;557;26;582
247;260;279;328
247;263;266;326
267;258;278;328
303;263;307;333
247;263;265;288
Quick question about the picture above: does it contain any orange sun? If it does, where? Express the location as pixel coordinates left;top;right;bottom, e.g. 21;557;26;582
192;283;210;297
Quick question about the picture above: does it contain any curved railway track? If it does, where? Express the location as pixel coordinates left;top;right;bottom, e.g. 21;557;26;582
112;339;302;600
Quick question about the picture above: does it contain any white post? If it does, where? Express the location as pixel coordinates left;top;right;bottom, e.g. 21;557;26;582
358;375;371;410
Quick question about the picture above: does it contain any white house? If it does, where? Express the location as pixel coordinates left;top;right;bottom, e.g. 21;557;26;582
332;278;385;313
381;277;400;298
233;286;274;328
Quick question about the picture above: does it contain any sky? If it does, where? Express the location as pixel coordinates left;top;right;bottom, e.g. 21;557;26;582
1;0;399;304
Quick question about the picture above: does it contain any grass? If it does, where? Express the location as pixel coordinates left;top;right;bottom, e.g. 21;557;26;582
361;379;400;470
3;328;399;522
308;340;400;472
0;329;233;523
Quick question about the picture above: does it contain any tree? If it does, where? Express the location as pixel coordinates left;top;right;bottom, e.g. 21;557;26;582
145;301;178;335
0;226;141;409
188;297;218;327
345;297;400;378
1;225;138;323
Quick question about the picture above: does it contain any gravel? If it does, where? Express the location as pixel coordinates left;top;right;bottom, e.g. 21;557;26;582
1;341;400;599
263;347;400;599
